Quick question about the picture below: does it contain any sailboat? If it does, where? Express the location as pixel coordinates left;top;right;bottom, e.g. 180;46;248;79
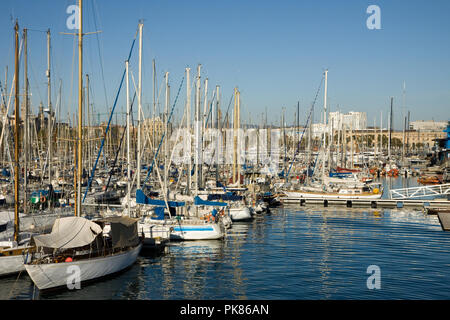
24;215;142;290
136;66;228;241
24;0;142;291
136;189;226;241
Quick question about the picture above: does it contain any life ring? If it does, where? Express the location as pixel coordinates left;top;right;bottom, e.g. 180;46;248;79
40;195;46;203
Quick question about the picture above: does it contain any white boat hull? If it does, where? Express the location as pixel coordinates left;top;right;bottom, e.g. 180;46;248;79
228;207;252;221
138;222;171;240
170;223;224;241
24;243;142;290
0;254;31;277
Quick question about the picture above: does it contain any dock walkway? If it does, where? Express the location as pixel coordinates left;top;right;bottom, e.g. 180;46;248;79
280;197;450;209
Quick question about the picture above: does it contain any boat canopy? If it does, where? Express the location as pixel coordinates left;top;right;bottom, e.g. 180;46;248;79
97;216;140;249
136;189;185;207
31;216;102;250
194;196;227;207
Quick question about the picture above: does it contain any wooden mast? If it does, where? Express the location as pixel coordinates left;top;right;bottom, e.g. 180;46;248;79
13;20;20;242
23;27;29;215
76;0;83;217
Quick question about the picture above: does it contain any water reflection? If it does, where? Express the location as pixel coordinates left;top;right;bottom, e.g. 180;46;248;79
2;177;450;299
0;274;34;300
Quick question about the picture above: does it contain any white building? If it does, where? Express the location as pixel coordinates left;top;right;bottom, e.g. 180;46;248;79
311;123;331;138
329;111;367;130
410;120;447;132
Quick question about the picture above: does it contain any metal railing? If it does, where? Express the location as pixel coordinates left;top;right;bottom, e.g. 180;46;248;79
390;183;450;199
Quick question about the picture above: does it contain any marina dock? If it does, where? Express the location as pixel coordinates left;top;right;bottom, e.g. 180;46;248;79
280;197;450;209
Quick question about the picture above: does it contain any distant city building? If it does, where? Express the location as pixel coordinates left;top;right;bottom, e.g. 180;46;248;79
410;120;447;132
143;117;164;138
329;111;367;130
311;123;330;138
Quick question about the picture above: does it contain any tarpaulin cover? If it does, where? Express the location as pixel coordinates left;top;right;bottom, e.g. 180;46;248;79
99;216;139;249
32;216;103;249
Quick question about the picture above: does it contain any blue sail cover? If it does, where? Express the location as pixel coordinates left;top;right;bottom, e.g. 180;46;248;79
153;207;165;220
136;189;185;207
194;196;227;207
329;171;352;178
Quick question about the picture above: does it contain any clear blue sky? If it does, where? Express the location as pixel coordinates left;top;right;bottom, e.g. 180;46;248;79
0;0;449;129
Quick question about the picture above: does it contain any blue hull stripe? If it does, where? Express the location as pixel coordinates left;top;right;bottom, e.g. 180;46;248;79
173;227;215;232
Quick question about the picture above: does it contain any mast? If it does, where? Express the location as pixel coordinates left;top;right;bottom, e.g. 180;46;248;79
282;107;286;180
13;20;20;242
47;29;52;192
76;0;83;217
306;105;312;184
126;60;131;212
374;118;377;158
342;122;347;167
337;114;341;166
237;89;241;187
86;74;90;174
199;77;208;189
194;65;201;195
164;72;169;198
322;69;328;179
23;28;29;215
215;85;220;184
402;82;406;164
388;97;393;161
233;87;237;184
185;67;191;194
297;101;300;156
402;115;406;164
350;121;354;168
407;111;410;156
137;22;143;189
152;59;156;162
380;110;382;159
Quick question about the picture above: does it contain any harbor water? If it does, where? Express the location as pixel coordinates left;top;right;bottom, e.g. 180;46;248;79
1;177;450;300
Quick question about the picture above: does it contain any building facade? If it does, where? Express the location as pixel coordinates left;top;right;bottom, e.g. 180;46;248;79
329;111;367;131
410;120;448;132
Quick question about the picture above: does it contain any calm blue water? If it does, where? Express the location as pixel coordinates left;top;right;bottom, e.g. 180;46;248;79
2;177;450;300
